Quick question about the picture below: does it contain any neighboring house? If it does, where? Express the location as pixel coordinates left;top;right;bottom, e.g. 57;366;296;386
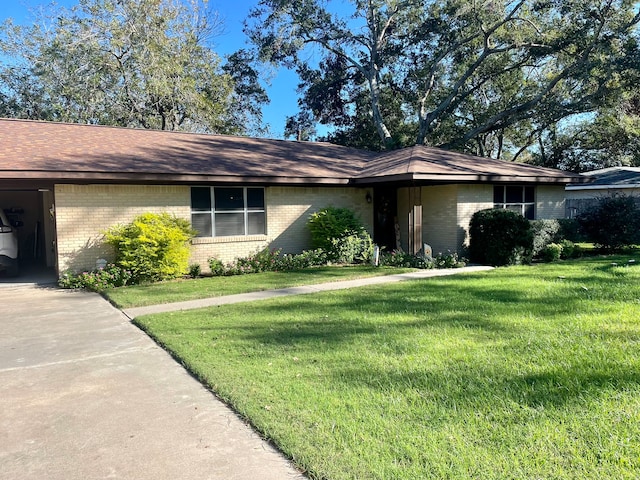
0;118;585;275
565;167;640;218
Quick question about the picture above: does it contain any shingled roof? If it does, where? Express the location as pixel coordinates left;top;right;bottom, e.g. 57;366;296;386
356;145;582;184
0;118;585;185
566;167;640;190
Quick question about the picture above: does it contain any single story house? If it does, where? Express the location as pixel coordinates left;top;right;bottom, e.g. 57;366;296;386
565;167;640;217
0;118;585;275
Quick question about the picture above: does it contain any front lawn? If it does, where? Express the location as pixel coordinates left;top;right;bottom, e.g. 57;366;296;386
135;254;640;480
105;265;413;308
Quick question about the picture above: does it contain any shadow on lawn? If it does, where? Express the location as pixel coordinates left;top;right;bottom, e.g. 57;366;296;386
331;361;640;410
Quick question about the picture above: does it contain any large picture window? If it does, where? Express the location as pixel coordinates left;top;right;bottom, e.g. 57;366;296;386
191;187;265;237
493;185;535;220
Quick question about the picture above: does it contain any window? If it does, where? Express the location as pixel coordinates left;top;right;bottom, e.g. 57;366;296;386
191;187;265;237
493;185;535;220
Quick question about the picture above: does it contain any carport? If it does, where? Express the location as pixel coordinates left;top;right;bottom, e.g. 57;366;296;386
0;178;57;278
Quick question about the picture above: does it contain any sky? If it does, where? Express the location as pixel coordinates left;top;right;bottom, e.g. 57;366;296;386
0;0;303;138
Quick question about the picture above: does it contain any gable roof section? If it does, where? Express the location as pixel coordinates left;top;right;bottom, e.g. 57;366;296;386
566;167;640;190
356;145;582;184
0;118;585;186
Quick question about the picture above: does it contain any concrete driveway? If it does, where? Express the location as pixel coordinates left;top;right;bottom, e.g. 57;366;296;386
0;285;305;480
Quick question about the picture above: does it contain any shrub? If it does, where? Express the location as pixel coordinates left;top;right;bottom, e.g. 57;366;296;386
208;258;226;276
530;219;561;258
559;239;576;259
207;248;329;277
557;218;586;243
58;264;133;292
307;207;373;262
104;212;194;283
541;243;563;262
577;194;640;250
331;231;374;264
434;251;467;269
189;264;201;278
308;207;365;251
469;209;534;266
380;250;432;269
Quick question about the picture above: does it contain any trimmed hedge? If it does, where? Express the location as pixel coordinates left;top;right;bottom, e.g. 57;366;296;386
469;209;533;266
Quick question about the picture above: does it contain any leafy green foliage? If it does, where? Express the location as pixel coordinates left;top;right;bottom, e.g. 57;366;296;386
469;209;534;266
247;0;640;155
208;248;328;276
530;92;640;171
577;194;640;250
541;242;563;262
530;219;562;258
380;250;467;269
105;213;194;283
0;0;266;134
58;263;133;292
307;207;373;262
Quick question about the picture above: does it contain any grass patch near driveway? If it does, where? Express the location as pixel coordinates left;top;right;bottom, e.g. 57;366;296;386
135;254;640;480
105;265;413;308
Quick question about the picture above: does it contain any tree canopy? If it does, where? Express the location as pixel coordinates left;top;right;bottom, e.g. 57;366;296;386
0;0;267;134
246;0;640;159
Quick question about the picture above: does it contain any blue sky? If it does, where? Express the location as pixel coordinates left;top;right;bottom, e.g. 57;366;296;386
1;0;302;138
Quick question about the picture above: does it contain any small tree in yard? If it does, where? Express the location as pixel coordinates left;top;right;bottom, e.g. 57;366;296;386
105;213;194;283
577;195;640;251
469;209;534;266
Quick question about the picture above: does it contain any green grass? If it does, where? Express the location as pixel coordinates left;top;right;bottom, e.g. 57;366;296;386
135;253;640;479
105;265;413;308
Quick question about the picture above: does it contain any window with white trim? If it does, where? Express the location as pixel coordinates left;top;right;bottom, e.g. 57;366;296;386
493;185;535;220
191;187;265;237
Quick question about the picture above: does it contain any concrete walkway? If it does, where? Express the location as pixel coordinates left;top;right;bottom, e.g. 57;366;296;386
0;285;306;480
123;265;494;318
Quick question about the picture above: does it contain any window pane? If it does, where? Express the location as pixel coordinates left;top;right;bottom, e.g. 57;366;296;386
215;188;244;210
524;204;535;220
248;212;265;235
191;187;211;211
506;204;522;215
524;186;535;203
191;213;212;237
215;213;244;236
505;186;523;203
247;188;264;209
493;186;504;204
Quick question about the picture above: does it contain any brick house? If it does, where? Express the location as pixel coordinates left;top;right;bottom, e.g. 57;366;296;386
0;118;584;275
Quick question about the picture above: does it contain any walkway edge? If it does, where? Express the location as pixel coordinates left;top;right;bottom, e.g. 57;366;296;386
122;266;494;319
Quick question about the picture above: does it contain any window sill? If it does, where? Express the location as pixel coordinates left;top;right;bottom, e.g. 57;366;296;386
192;235;268;245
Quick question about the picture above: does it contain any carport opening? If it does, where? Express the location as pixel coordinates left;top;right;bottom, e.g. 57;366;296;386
0;188;56;279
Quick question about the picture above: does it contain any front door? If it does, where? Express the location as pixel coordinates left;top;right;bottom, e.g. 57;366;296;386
373;187;398;251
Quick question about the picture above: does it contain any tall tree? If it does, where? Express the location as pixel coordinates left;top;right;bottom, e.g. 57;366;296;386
531;90;640;171
246;0;640;155
0;0;267;134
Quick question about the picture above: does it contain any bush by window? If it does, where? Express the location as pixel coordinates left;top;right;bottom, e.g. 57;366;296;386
191;187;265;237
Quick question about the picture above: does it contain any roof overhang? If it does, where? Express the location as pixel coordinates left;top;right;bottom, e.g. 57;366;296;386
566;184;640;190
0;170;352;186
354;173;585;185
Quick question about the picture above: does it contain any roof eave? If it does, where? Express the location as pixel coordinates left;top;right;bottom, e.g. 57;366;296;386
355;172;584;184
0;171;352;186
566;184;640;190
